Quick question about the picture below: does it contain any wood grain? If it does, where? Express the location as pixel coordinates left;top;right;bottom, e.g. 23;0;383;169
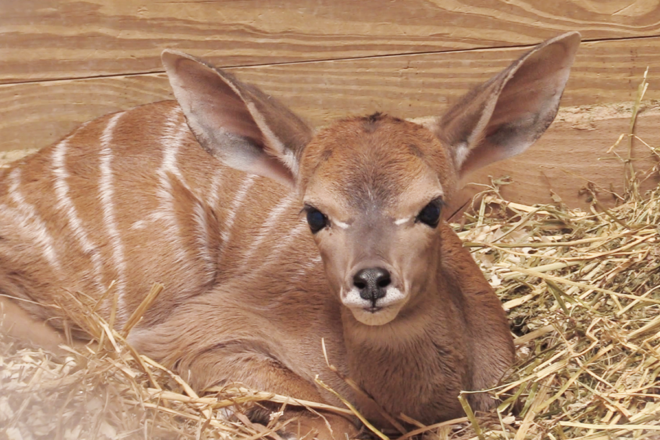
2;0;660;83
2;37;658;152
0;75;171;151
454;103;660;211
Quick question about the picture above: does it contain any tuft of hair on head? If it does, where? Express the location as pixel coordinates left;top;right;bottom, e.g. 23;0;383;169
361;112;405;133
366;112;384;124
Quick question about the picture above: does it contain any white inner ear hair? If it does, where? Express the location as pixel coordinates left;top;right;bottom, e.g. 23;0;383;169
453;142;470;168
247;102;300;176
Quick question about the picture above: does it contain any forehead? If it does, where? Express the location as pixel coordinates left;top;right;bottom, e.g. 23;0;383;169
300;114;452;209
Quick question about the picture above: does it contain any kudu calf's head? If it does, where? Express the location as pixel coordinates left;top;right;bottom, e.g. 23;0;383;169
163;32;580;326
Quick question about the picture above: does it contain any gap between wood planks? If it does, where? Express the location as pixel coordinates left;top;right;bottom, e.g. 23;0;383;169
3;33;660;88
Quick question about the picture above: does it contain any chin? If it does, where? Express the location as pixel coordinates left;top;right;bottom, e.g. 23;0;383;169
348;303;404;326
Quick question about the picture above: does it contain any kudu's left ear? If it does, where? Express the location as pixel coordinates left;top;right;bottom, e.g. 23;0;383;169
162;50;314;187
424;32;581;178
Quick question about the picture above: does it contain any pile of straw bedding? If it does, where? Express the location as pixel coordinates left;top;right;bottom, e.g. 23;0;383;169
1;123;659;440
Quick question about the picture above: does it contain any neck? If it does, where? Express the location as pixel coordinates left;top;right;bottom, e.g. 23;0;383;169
339;278;470;425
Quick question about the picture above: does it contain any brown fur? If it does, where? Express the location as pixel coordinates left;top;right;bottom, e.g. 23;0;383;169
0;32;581;439
0;102;510;438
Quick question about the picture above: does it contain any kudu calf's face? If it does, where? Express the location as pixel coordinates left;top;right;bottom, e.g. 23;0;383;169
299;116;456;325
163;31;580;326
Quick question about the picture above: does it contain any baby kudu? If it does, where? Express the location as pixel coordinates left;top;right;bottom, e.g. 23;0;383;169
0;32;580;438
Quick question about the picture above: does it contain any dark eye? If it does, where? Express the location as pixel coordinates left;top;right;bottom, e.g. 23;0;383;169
305;206;328;233
416;199;443;228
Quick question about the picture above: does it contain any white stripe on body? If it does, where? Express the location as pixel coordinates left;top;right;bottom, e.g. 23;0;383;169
146;112;192;267
99;112;128;322
192;200;215;282
131;108;191;233
217;174;256;261
7;168;61;271
206;168;224;212
52;138;106;294
199;169;225;277
129;111;217;284
157;117;190;189
254;219;309;274
239;194;296;267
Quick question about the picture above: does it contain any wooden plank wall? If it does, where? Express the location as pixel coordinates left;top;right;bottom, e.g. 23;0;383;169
2;0;659;208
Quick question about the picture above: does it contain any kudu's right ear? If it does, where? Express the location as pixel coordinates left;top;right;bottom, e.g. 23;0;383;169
162;50;313;187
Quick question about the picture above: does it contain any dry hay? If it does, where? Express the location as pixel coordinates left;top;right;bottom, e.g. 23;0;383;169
2;88;660;440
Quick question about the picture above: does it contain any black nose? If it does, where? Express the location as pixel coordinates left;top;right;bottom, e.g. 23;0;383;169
353;268;391;302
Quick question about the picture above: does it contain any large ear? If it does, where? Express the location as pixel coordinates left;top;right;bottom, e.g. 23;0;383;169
425;32;580;178
162;50;314;187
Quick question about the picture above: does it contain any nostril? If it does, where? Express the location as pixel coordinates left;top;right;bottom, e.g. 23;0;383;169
354;280;367;290
377;273;391;288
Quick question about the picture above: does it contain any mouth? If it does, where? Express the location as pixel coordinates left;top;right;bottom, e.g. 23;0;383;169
341;286;408;326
